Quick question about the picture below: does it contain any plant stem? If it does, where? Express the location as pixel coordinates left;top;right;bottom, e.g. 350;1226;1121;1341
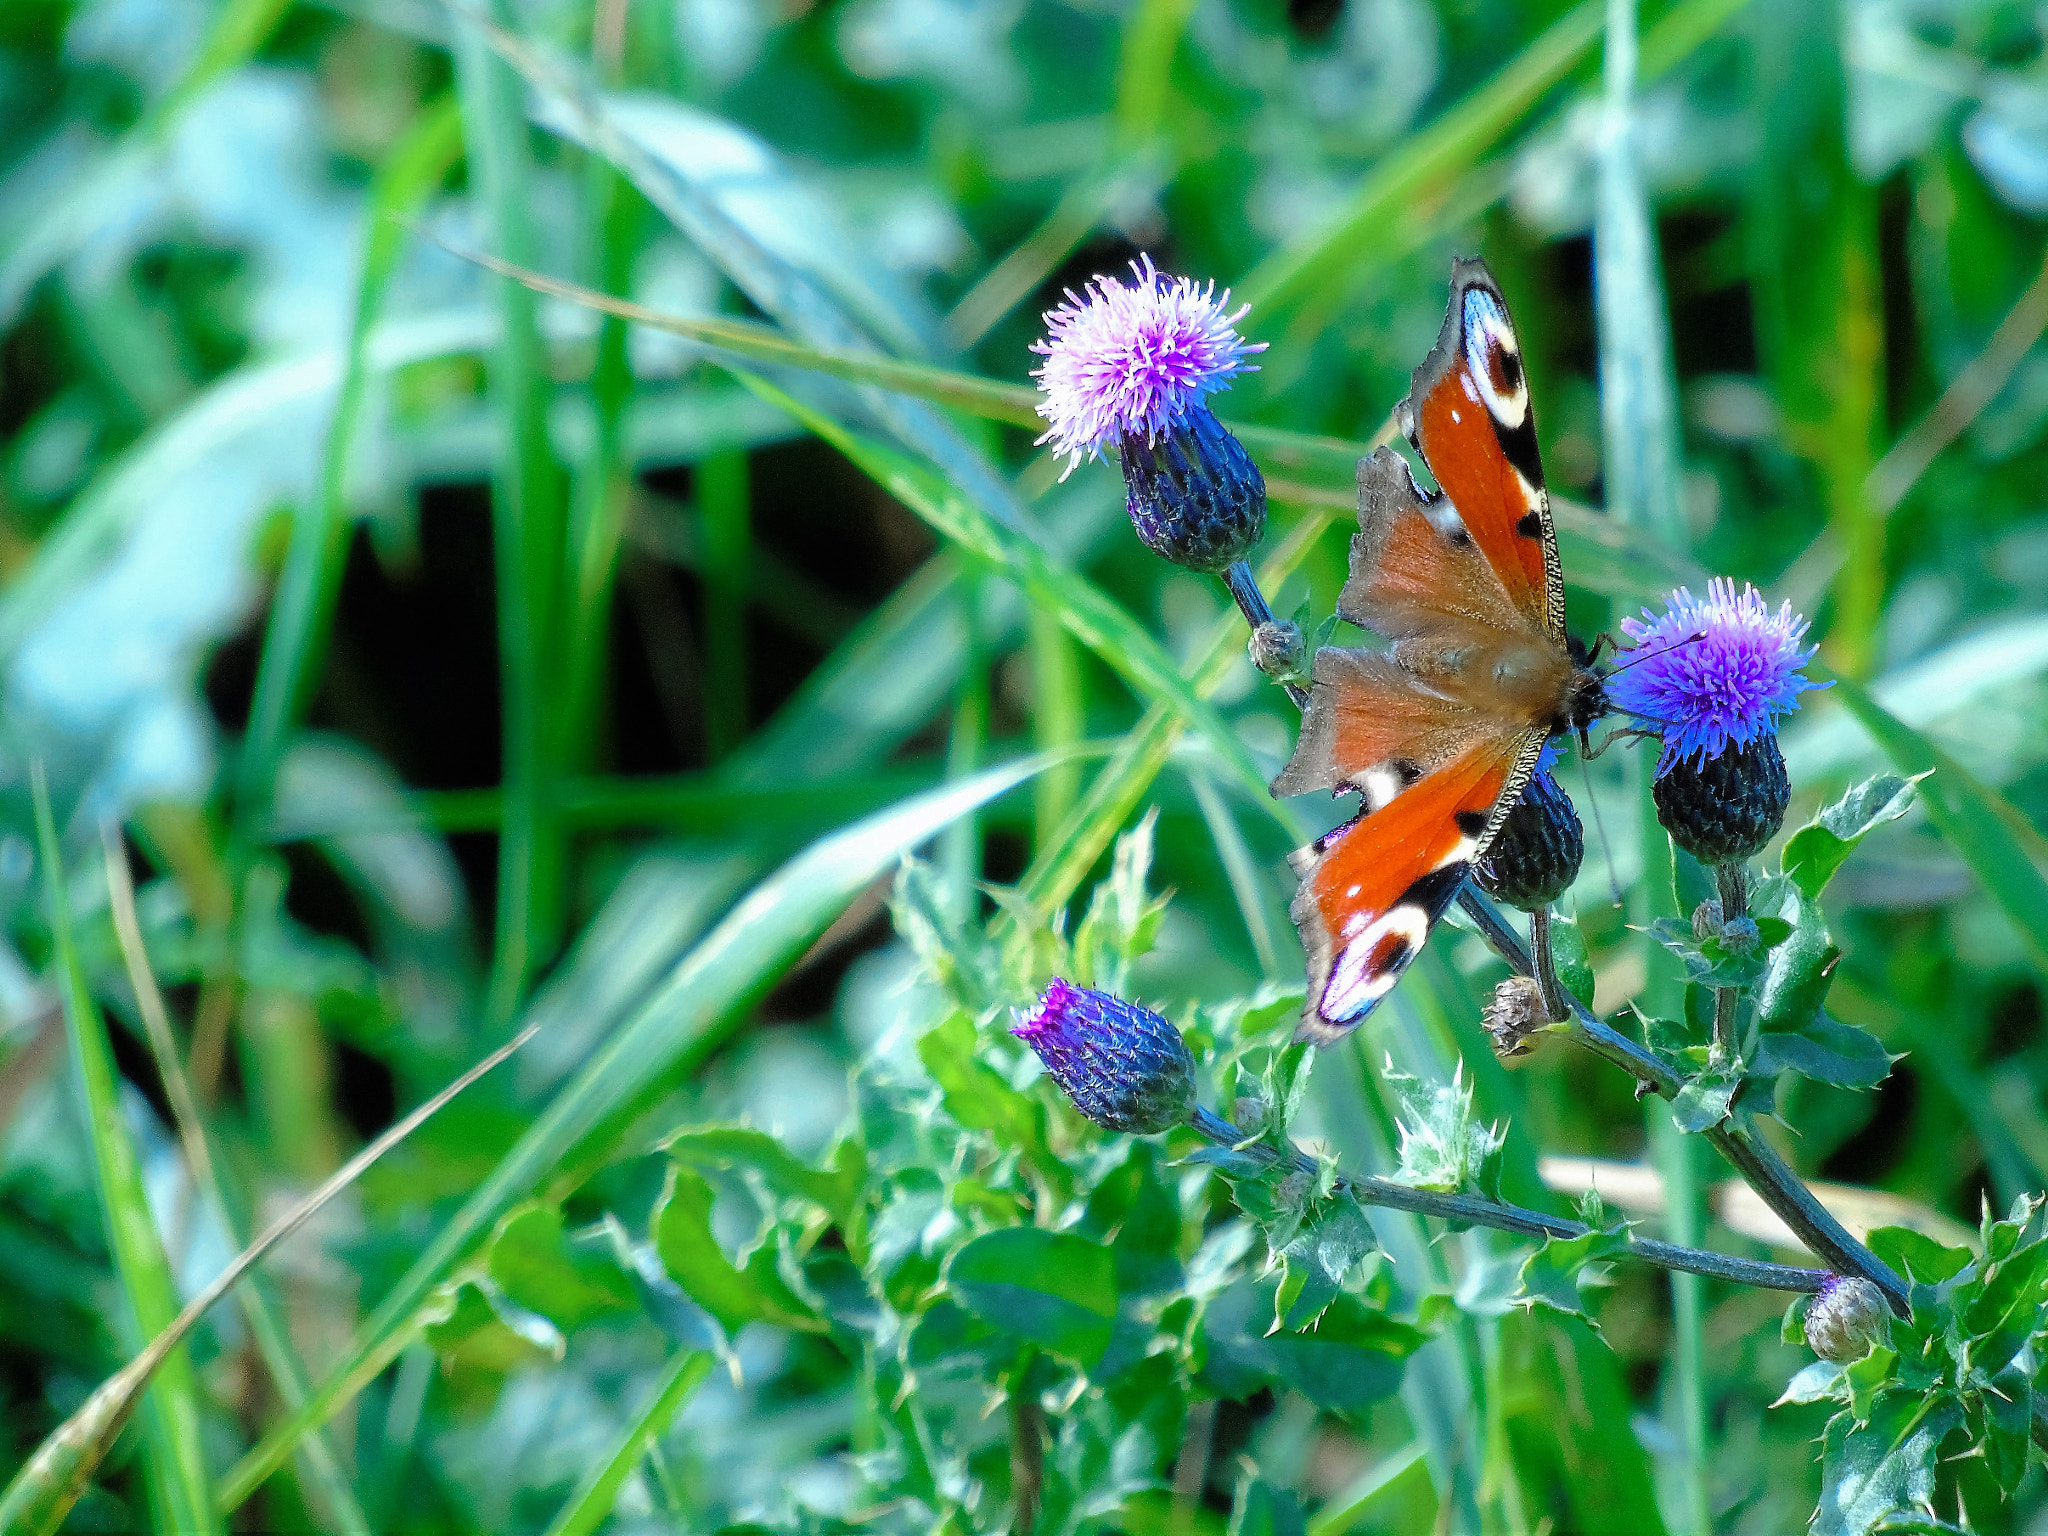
1529;906;1571;1021
1712;861;1749;1066
1219;558;1309;708
1187;1107;1827;1294
1453;885;1912;1315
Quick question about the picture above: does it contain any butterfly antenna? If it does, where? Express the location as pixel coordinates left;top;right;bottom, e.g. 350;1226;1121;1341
1603;629;1709;679
1576;750;1624;909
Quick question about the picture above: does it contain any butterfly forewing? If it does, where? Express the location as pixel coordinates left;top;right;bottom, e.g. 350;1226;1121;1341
1400;257;1566;646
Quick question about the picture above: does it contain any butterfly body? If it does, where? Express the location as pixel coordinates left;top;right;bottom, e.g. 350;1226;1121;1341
1276;258;1605;1045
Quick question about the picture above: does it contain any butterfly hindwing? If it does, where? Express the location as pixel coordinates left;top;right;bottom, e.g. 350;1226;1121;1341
1292;729;1545;1045
1396;258;1565;645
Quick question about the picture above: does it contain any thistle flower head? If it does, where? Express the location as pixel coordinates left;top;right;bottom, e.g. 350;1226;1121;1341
1030;256;1265;474
1608;578;1823;773
1011;977;1196;1135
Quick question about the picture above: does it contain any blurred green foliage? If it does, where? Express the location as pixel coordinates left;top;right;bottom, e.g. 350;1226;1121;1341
2;0;2048;1529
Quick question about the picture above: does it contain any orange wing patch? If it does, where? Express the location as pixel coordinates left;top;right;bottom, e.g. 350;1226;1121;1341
1399;259;1564;644
1292;734;1532;1044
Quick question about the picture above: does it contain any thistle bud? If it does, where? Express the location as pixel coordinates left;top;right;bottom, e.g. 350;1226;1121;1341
1031;256;1268;572
1653;734;1791;865
1804;1274;1889;1362
1248;617;1306;684
1482;975;1550;1060
1011;978;1197;1135
1475;771;1583;911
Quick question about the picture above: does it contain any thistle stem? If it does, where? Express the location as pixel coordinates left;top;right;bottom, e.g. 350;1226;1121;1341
1453;884;1912;1315
1529;906;1571;1022
1186;1106;1826;1294
1711;862;1749;1066
1220;559;1310;709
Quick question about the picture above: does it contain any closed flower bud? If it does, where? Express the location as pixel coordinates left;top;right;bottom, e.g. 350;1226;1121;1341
1475;770;1583;911
1805;1274;1889;1362
1249;618;1307;684
1653;733;1791;865
1691;898;1724;942
1482;975;1550;1060
1012;978;1197;1135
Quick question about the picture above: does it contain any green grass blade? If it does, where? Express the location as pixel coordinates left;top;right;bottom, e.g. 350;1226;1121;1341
1829;676;2048;980
234;99;464;842
453;6;571;1028
540;1349;713;1536
1018;499;1341;918
216;754;1073;1512
1594;0;1687;543
17;768;220;1536
560;145;643;772
1027;607;1086;849
1187;768;1282;978
731;370;1286;817
101;830;370;1536
1234;0;1604;317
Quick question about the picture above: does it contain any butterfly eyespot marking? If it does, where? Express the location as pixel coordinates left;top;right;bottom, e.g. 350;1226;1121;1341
1515;510;1543;539
1461;289;1529;431
1322;904;1432;1022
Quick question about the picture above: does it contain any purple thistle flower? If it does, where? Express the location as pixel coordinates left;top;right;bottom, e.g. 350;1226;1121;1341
1608;578;1824;774
1011;978;1196;1135
1030;255;1265;474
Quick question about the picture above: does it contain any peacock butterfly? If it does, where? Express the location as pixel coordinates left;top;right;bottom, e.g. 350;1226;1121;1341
1274;257;1607;1045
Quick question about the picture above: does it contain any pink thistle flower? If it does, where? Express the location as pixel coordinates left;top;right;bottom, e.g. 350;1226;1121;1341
1030;255;1265;476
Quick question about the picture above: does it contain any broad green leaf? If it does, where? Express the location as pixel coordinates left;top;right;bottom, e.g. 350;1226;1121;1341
947;1228;1118;1368
1777;1360;1847;1405
1844;1346;1897;1421
1749;1016;1895;1090
1752;875;1840;1038
1079;1144;1184;1299
651;1166;820;1335
1516;1222;1632;1324
1274;1199;1378;1331
1981;1359;2034;1491
660;1126;866;1231
486;1204;637;1334
219;756;1061;1511
1866;1227;1973;1287
1831;677;2048;979
422;1280;563;1371
1814;1395;1962;1536
1670;1069;1740;1133
1550;911;1596;1007
1963;1231;2048;1377
1783;774;1924;899
1199;1286;1419;1416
